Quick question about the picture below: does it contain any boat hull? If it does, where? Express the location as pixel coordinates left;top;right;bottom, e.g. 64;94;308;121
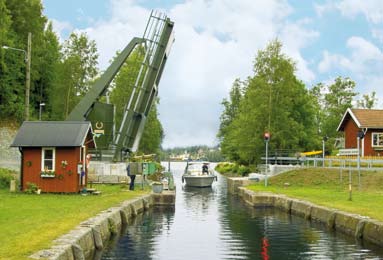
183;175;216;187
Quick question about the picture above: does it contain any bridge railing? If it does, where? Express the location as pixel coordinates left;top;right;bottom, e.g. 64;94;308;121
261;156;383;169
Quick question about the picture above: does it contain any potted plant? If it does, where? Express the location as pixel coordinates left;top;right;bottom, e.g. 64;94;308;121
61;160;68;169
40;171;55;178
151;181;163;193
147;165;165;193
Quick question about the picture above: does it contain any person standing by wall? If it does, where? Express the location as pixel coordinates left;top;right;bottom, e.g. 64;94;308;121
127;163;136;190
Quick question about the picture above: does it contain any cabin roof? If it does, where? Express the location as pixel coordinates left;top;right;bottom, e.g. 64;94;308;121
11;121;95;147
337;108;383;132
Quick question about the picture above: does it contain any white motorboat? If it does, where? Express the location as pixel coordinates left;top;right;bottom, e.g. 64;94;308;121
182;162;217;187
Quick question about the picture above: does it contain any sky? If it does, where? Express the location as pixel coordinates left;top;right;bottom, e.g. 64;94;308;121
42;0;383;148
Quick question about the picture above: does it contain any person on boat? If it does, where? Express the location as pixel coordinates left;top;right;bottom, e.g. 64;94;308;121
202;163;209;174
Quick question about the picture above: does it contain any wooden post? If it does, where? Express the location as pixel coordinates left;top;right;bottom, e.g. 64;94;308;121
25;32;31;121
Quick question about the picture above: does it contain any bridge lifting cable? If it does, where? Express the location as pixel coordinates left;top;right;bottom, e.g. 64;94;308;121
66;11;175;162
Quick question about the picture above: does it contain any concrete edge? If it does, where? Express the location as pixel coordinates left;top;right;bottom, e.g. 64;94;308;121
29;191;175;260
235;184;383;248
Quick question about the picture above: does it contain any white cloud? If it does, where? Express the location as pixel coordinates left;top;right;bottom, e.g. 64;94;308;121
50;19;73;41
318;36;383;108
337;0;383;24
372;28;383;43
316;0;383;24
347;36;383;63
50;0;319;148
318;36;383;73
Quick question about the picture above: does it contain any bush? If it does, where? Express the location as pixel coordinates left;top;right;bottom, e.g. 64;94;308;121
0;168;17;189
238;165;251;176
215;162;234;174
215;162;238;174
25;182;38;194
215;162;253;176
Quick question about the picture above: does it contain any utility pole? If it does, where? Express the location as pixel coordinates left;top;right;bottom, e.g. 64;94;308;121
25;32;32;121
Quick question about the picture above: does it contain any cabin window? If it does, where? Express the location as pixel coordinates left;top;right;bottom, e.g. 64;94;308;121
41;147;55;171
372;133;383;147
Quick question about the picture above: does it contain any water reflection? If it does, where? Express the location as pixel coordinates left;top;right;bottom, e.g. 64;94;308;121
181;185;216;217
101;162;383;260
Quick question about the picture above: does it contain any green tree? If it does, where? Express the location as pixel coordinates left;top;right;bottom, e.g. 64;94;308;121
1;0;61;121
322;77;357;139
218;78;245;161
139;103;164;154
357;91;378;109
219;40;317;164
62;32;98;96
0;0;24;120
5;0;50;120
218;78;244;137
50;32;99;119
37;22;61;120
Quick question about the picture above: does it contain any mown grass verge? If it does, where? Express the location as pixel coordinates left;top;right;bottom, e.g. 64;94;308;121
246;168;383;221
0;184;149;260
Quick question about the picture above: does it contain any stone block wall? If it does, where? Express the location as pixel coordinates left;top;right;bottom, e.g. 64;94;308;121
231;181;383;248
0;126;20;171
30;191;175;260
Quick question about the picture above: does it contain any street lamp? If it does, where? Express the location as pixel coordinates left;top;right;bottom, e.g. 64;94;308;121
2;32;31;121
39;102;45;120
264;132;270;187
322;136;328;167
357;130;365;189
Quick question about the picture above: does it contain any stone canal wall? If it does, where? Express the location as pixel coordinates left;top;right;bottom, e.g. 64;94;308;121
232;184;383;248
30;191;175;260
0;125;20;171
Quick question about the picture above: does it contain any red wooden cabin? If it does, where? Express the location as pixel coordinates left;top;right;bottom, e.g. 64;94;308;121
11;121;96;193
337;108;383;157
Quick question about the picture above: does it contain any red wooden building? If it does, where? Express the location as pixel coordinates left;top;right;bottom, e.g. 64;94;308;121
11;121;96;193
337;108;383;156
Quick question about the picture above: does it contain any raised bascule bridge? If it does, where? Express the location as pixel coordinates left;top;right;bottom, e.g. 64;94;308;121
67;11;174;163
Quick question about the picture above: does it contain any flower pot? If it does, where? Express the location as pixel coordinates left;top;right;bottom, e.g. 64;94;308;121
152;183;163;193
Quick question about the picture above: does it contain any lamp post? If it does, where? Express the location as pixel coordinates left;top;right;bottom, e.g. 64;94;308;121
357;130;365;189
2;32;31;121
322;136;328;167
264;132;270;187
39;102;45;120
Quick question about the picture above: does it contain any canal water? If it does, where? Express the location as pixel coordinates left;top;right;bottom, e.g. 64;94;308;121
101;162;383;259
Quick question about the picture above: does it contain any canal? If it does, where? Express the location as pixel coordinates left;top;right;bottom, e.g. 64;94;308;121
101;162;383;259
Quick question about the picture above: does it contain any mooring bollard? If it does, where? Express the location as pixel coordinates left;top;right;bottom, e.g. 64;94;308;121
10;180;16;192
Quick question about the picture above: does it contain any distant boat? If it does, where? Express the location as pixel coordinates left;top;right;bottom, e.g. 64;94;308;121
182;162;217;187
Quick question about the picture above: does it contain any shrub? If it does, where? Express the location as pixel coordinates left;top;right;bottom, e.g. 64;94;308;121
238;165;251;176
215;162;242;175
0;168;17;189
25;182;38;194
215;162;233;174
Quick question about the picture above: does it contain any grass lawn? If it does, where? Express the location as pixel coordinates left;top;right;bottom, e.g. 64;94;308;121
246;168;383;221
0;184;149;260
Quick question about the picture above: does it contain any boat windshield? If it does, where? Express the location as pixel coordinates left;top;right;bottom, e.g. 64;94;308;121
186;163;210;173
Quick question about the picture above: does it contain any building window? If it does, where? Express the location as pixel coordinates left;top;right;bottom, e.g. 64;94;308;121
372;133;383;147
41;147;55;171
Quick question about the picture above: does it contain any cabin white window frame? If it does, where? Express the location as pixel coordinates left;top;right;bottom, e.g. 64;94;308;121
371;132;383;147
41;147;56;172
